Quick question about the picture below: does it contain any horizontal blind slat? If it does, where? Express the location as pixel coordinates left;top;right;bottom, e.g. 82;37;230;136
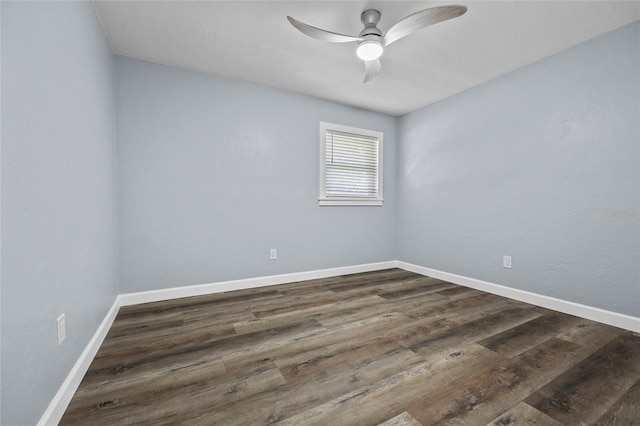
324;128;380;199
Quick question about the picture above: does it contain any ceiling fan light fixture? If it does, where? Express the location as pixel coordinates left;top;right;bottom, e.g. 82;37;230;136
356;40;383;61
288;5;467;82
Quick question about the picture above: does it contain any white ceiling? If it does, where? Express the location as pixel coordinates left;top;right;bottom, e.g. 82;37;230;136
94;1;640;116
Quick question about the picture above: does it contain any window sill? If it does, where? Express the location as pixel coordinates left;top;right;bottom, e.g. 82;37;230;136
318;199;383;207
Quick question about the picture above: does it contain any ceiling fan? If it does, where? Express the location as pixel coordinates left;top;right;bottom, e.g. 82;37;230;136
287;5;467;83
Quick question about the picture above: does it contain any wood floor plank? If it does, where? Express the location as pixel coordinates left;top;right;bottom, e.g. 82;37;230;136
316;291;447;328
325;276;454;301
378;280;458;300
406;337;588;425
226;315;455;380
272;344;501;426
273;347;426;422
249;290;338;318
525;332;640;424
326;270;419;293
222;311;415;375
406;307;542;356
61;364;285;425
60;269;640;425
233;294;386;334
71;347;227;396
180;344;434;425
89;319;323;376
596;376;640;424
435;285;485;299
377;411;423;426
106;301;260;341
486;402;563;426
116;287;283;317
477;311;584;356
276;336;425;386
404;292;519;323
555;318;625;347
100;312;247;351
284;269;413;293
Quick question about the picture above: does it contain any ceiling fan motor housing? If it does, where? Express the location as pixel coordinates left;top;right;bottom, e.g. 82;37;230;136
359;9;383;38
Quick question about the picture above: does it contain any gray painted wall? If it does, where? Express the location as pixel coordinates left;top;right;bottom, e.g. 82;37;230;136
398;21;640;317
1;2;118;425
116;56;397;293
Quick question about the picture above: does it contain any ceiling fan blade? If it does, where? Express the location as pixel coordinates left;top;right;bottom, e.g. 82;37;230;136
363;59;381;83
287;16;363;43
383;5;467;46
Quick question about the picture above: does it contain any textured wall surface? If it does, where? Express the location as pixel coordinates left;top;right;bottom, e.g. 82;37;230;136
398;21;640;317
116;56;397;292
1;2;118;424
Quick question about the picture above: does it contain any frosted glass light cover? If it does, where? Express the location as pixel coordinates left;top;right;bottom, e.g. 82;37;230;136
356;41;383;61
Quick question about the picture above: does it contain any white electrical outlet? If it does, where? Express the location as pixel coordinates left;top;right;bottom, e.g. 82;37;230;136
270;248;277;260
503;255;512;269
57;314;66;345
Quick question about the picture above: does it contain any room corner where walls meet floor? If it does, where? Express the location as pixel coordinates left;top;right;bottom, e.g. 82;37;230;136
38;260;640;425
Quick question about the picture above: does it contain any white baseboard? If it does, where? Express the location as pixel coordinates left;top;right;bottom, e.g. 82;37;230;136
397;261;640;333
118;261;397;306
38;298;121;426
38;259;639;425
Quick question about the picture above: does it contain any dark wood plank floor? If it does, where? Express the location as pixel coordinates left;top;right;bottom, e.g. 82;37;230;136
61;269;640;425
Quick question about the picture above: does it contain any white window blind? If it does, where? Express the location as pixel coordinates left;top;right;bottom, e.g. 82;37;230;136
319;122;383;206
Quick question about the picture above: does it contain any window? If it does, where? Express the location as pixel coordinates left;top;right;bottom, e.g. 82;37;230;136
319;122;383;206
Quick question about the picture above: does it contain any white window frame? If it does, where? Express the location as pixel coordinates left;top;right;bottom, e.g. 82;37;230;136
318;122;383;206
